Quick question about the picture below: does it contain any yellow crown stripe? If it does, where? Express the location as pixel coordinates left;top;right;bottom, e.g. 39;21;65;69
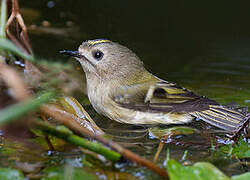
88;39;112;46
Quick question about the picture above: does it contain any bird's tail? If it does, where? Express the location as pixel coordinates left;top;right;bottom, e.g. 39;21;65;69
190;105;249;132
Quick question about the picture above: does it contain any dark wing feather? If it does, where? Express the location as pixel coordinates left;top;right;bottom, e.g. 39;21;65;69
116;81;247;132
118;81;218;113
191;106;247;132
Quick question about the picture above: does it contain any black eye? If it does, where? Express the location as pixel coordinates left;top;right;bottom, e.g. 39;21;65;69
93;50;104;60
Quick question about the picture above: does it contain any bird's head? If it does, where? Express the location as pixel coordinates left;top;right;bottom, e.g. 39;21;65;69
60;39;147;83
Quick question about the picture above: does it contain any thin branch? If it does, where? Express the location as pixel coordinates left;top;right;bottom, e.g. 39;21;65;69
6;0;42;75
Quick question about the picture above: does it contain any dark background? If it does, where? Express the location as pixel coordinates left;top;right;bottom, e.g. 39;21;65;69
20;0;250;55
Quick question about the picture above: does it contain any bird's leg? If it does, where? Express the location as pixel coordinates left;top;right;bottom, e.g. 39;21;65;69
153;140;165;163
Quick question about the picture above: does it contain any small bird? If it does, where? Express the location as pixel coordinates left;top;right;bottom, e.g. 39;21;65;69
60;39;248;133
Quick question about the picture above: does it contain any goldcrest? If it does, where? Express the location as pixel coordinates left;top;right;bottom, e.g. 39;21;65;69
60;39;248;132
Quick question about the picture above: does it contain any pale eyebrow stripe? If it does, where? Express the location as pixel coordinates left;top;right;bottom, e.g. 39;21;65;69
88;39;112;46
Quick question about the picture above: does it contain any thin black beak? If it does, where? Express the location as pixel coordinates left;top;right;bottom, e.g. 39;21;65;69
60;50;95;67
59;50;84;58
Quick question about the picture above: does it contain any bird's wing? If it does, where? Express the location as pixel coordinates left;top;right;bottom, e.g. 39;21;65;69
114;81;247;132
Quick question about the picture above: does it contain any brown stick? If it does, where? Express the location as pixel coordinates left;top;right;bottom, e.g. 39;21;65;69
6;0;32;53
6;0;42;75
40;104;169;178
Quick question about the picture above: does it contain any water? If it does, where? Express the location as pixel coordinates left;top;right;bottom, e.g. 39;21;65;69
15;0;250;178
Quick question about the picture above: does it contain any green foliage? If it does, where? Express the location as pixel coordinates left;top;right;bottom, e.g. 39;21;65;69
0;168;24;180
232;172;250;180
41;165;97;180
167;160;229;180
219;139;250;159
0;91;56;125
167;159;250;180
0;39;35;61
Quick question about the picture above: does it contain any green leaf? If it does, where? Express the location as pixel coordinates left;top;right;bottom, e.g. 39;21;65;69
0;168;24;180
232;172;250;180
42;166;97;180
0;91;56;125
167;159;230;180
0;38;35;61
